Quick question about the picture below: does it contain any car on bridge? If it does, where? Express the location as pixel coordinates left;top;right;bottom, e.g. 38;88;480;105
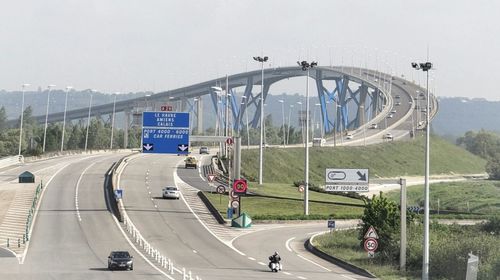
163;186;180;199
369;123;378;129
185;156;198;169
108;251;133;270
346;134;354;140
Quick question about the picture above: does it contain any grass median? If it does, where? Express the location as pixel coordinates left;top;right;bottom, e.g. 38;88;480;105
204;183;365;220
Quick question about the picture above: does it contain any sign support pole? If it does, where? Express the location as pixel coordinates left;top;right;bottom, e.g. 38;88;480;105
400;178;407;271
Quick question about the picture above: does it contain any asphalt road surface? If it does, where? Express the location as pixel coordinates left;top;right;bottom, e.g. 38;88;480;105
119;153;373;280
0;153;167;280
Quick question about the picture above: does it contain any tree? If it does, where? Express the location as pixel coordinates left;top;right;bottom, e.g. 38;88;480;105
67;125;83;150
359;193;400;260
486;155;500;180
0;106;6;131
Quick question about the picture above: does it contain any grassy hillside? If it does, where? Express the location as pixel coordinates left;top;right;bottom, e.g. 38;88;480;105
386;180;500;214
241;136;486;185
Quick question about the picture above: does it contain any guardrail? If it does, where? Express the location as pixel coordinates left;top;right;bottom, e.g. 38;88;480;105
25;181;43;243
110;153;203;280
5;181;44;248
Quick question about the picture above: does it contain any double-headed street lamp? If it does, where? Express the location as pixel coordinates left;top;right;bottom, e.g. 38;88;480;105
43;85;56;153
253;55;268;185
18;83;31;156
411;61;432;280
61;86;72;152
297;60;317;215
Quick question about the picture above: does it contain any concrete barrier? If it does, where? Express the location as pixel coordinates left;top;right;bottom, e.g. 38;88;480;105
197;191;226;224
305;232;376;278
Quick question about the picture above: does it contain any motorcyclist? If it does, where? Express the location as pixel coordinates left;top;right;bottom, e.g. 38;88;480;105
268;252;281;271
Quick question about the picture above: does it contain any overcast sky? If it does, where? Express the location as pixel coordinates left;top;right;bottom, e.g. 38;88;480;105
1;1;499;100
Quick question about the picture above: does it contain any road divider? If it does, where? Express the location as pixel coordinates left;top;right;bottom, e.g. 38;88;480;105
110;153;203;280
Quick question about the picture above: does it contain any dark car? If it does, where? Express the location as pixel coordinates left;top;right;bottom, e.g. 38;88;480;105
108;251;133;270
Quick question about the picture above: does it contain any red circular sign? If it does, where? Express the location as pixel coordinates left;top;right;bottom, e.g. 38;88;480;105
298;185;305;193
233;179;247;193
364;238;378;252
226;138;234;145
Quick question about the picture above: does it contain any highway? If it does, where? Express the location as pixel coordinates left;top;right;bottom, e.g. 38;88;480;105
118;153;372;280
0;153;167;280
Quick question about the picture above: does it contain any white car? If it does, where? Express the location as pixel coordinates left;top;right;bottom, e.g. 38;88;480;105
383;133;394;140
162;186;180;199
346;134;354;140
391;110;397;114
387;113;394;118
369;123;378;129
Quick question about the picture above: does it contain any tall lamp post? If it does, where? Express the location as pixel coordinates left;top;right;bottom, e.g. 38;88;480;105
278;99;285;146
43;85;56;153
61;86;72;152
297;60;317;215
18;83;31;156
84;90;94;152
253;55;268;185
411;61;432;280
110;93;118;149
297;101;303;145
287;104;294;145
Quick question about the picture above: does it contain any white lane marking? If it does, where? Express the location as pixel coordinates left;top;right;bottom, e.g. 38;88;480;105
257;261;266;266
297;276;307;280
75;162;97;222
296;254;332;272
283;272;292;275
107;165;176;280
307;231;325;235
21;156;97;264
248;257;256;261
173;165;247;257
341;274;358;280
285;237;295;252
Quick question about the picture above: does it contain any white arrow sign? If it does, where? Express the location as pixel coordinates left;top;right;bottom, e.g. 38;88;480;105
178;144;189;151
325;168;369;184
143;144;153;151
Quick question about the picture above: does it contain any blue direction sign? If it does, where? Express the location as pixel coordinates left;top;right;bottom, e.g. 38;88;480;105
142;112;190;154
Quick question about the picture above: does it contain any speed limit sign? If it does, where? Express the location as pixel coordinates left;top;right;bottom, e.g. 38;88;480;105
364;238;378;252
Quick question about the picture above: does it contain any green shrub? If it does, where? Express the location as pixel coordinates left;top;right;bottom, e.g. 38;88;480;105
359;193;400;261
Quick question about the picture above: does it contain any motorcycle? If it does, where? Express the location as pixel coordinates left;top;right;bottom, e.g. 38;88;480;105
268;261;282;272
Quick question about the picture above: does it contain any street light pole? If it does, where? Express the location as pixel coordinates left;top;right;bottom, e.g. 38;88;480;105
412;61;432;280
287;105;293;145
110;93;118;149
18;83;31;156
61;86;72;152
85;90;94;153
297;60;317;216
278;100;285;146
297;101;303;145
43;85;56;153
253;55;268;185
